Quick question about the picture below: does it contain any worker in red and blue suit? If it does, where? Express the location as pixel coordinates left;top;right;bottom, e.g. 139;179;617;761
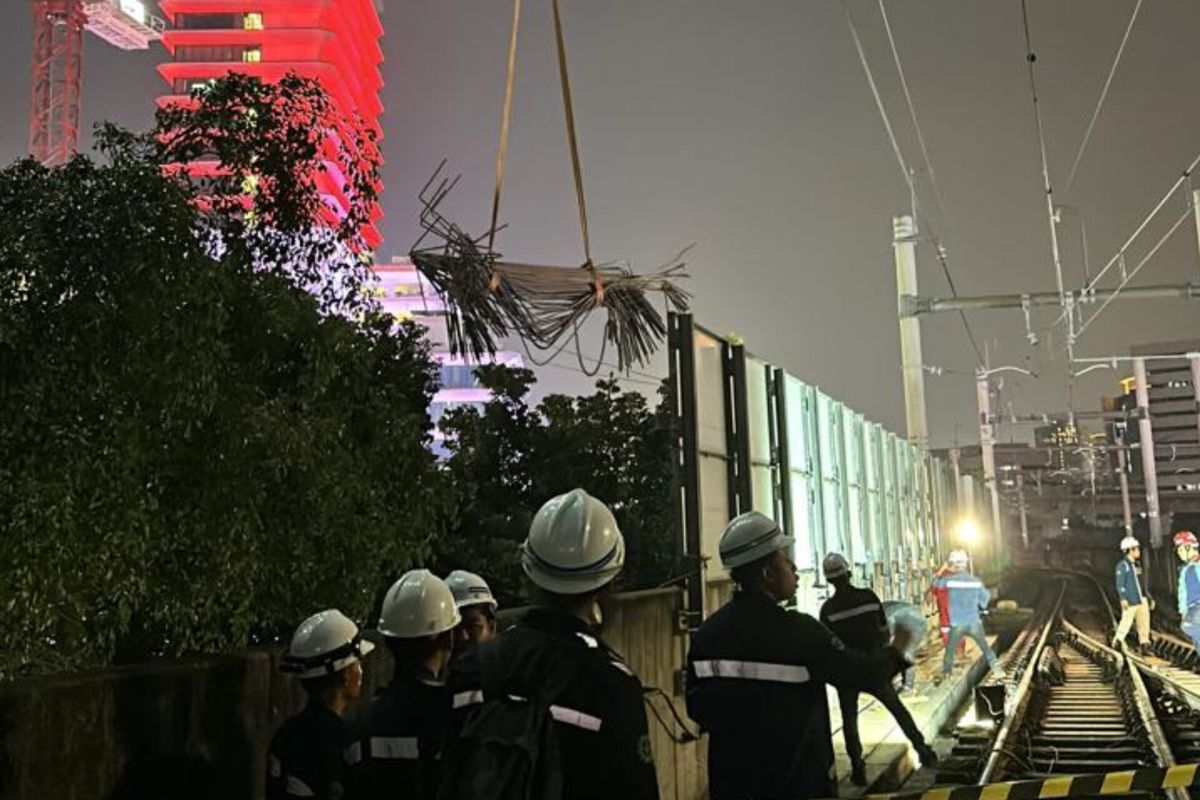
931;550;1001;681
1174;530;1200;654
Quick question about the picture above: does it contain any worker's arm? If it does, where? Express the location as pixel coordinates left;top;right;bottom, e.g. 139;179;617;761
978;580;991;611
800;614;906;692
1180;565;1191;617
868;590;889;639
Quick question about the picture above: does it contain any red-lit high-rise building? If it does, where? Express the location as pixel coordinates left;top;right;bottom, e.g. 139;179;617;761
155;0;384;247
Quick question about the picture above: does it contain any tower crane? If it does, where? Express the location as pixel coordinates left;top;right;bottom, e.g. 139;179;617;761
28;0;165;165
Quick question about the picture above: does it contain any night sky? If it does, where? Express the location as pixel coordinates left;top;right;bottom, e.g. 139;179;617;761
3;1;1200;447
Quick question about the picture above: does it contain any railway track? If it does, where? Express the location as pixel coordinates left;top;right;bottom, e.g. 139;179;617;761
934;574;1191;799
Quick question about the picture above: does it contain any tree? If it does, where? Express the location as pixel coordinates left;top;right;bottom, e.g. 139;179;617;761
0;76;441;679
436;367;677;604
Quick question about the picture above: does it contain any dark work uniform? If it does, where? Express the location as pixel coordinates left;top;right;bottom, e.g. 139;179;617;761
267;702;351;800
445;607;660;800
820;585;929;769
343;675;451;800
686;588;906;800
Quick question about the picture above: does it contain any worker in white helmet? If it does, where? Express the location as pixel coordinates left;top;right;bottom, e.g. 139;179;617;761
685;512;914;800
931;550;1000;680
343;569;460;800
444;569;499;646
267;609;375;800
439;489;659;800
1113;535;1152;653
819;553;938;785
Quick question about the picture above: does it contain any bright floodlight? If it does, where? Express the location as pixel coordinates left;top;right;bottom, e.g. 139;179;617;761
954;517;982;545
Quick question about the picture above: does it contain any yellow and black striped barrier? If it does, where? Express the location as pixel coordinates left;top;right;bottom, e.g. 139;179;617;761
863;762;1200;800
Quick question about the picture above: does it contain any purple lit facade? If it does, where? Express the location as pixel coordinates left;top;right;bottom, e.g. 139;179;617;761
373;258;524;452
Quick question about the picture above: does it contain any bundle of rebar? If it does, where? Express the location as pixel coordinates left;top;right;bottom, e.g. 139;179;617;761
410;167;690;371
407;0;690;371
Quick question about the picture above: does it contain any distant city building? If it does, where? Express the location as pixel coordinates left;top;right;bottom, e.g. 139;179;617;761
373;258;524;454
155;0;385;247
1035;421;1080;473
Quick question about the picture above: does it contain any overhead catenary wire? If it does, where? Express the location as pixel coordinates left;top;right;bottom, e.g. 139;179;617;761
842;0;984;367
1063;0;1144;195
877;0;948;230
1019;0;1071;311
1073;205;1193;340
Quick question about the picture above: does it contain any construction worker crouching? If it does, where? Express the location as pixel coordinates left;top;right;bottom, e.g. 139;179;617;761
1113;536;1151;654
1175;530;1200;652
439;488;660;800
343;569;460;800
932;550;1000;681
883;600;928;696
685;512;914;800
820;553;937;786
268;609;375;800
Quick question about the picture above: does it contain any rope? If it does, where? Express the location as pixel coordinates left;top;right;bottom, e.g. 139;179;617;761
550;0;594;269
488;0;523;254
1064;0;1144;195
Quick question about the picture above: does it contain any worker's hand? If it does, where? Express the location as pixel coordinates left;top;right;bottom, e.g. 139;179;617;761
1120;599;1130;611
1149;599;1157;611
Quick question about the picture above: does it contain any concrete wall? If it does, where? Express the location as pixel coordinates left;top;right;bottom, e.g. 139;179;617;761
0;585;734;800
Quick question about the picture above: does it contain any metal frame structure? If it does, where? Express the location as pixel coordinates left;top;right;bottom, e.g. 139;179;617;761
29;0;85;166
668;312;974;623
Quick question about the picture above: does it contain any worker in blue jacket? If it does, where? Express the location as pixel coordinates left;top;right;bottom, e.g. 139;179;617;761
930;550;1001;681
1113;536;1151;653
1175;530;1200;653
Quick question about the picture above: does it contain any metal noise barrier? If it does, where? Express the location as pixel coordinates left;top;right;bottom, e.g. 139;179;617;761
859;763;1200;800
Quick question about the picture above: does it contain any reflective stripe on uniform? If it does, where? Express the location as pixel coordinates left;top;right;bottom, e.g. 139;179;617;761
692;659;811;684
609;659;635;677
285;775;316;797
549;704;603;731
343;741;362;765
827;603;881;622
453;689;484;709
369;736;419;760
576;632;599;649
945;580;982;589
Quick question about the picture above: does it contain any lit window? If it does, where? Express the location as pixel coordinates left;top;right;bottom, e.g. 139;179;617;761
242;48;262;63
243;12;264;30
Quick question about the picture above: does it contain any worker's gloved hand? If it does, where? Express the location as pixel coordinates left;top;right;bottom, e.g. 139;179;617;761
1120;599;1130;611
1149;599;1157;611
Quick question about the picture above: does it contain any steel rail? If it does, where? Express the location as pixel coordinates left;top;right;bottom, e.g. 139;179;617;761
977;581;1066;784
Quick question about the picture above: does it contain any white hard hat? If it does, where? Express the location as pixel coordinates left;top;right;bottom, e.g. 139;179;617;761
1120;536;1140;551
719;511;793;569
378;569;461;639
521;489;625;595
445;569;498;610
948;549;969;567
822;552;851;580
280;609;375;680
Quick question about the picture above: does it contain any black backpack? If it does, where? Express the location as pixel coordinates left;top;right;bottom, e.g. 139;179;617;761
438;637;565;800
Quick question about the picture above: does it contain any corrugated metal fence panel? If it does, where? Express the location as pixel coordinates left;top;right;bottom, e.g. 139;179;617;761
845;411;869;577
746;357;776;519
694;329;730;578
817;392;847;558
